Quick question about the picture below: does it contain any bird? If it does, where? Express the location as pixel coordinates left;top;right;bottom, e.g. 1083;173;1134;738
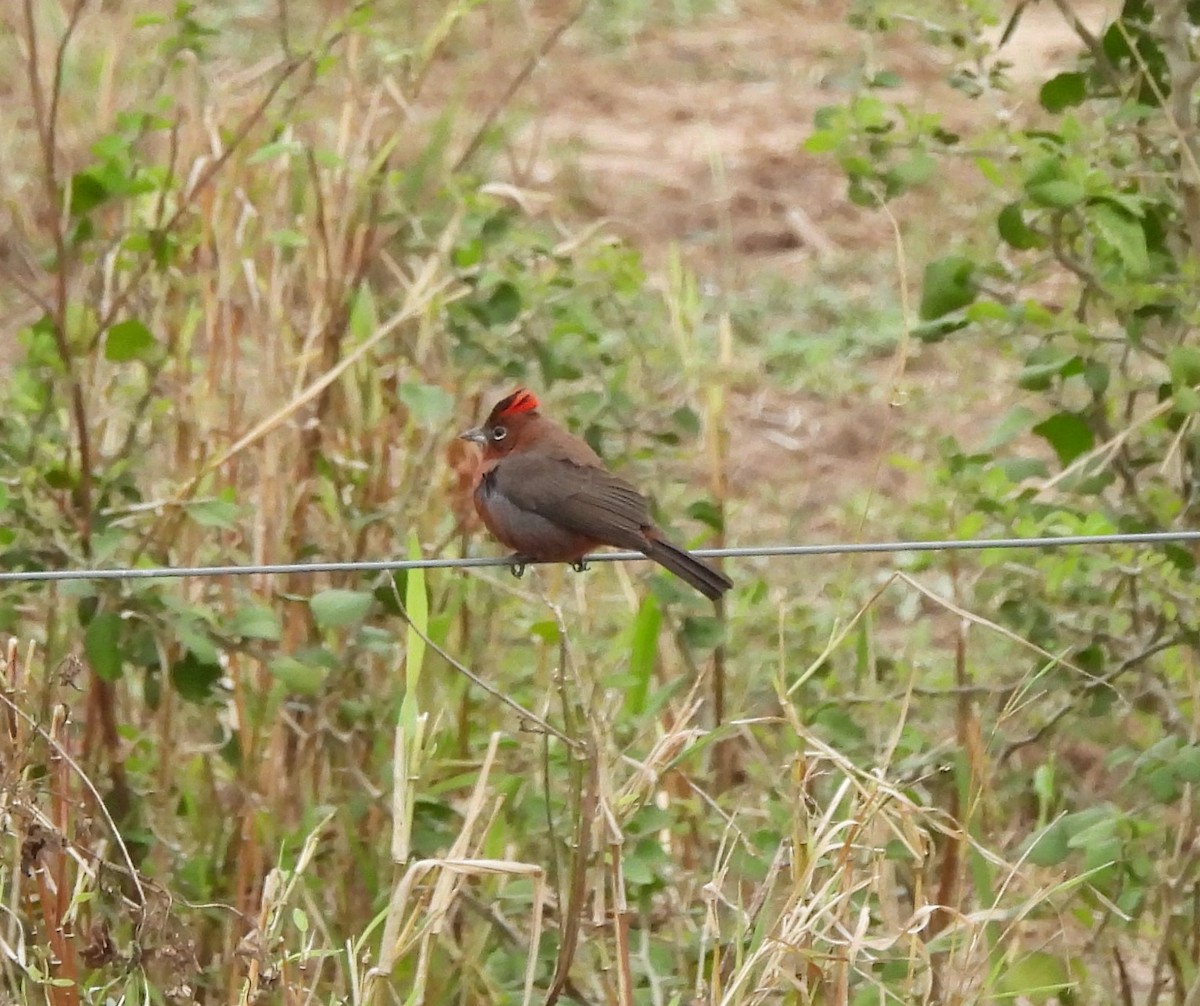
458;388;733;600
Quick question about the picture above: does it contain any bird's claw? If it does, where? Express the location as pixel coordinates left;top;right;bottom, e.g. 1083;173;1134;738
506;555;590;576
508;554;533;578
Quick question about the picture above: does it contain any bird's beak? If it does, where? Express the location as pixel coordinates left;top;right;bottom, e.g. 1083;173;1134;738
458;425;488;445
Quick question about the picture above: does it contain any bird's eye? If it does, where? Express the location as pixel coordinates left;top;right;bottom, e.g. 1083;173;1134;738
490;425;507;441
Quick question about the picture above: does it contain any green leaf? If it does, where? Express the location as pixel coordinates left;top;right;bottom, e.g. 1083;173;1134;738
1026;179;1086;209
45;467;74;490
671;406;701;437
975;154;1004;186
886;151;935;191
1172;745;1200;783
359;625;396;654
186;498;240;529
624;595;661;716
622;851;656;886
311;589;373;629
918;255;977;320
686;500;724;532
231;604;281;641
983;405;1036;450
1025;152;1067;183
681;615;724;650
348;284;377;342
965;299;1010;323
1066;815;1117;849
84;612;123;682
998;457;1049;481
528;619;560;643
269;655;328;695
246;139;303;164
176;620;219;665
397;382;455;428
1084;360;1110;393
868;69;902;88
1018;348;1077;391
1033;411;1095;467
1024;820;1070;866
268;229;308;249
68;171;111;216
374;571;406;616
1091;202;1150;275
1033;762;1056;810
914;318;969;342
811;704;865;744
481;281;521;325
1175;386;1200;415
105;318;157;363
480;210;512;243
802;130;839;154
1039;72;1088;112
628;805;672;836
453;238;483;269
1166;345;1200;388
997;202;1043;250
403;532;428;697
1143;764;1179;802
171;651;222;702
999;951;1074;1005
847;175;880;207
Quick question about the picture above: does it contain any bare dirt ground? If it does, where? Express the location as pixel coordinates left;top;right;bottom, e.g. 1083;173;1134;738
516;0;1104;272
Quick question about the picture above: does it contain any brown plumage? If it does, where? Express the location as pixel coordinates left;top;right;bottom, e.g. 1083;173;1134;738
459;389;733;600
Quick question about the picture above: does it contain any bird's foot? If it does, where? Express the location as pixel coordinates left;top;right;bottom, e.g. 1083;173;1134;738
570;558;591;573
507;553;536;578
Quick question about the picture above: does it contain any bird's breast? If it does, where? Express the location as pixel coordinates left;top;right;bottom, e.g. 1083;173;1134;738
477;467;495;496
472;464;595;561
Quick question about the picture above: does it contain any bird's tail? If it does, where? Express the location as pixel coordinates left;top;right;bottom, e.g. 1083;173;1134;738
642;537;733;601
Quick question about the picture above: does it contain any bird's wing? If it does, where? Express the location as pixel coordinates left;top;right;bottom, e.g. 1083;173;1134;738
490;454;653;549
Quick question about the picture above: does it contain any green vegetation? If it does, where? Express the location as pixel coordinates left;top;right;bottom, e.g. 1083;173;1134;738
1;0;1198;1004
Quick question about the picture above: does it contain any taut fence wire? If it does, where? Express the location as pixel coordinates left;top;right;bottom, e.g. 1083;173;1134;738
0;531;1195;583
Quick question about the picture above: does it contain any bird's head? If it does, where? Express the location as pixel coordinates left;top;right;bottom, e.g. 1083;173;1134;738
459;388;541;458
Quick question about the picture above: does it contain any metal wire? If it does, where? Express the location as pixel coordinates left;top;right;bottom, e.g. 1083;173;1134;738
0;531;1195;583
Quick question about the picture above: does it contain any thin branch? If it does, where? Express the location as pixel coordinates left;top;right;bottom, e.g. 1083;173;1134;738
453;1;588;173
390;592;580;750
1000;634;1187;763
22;0;95;556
